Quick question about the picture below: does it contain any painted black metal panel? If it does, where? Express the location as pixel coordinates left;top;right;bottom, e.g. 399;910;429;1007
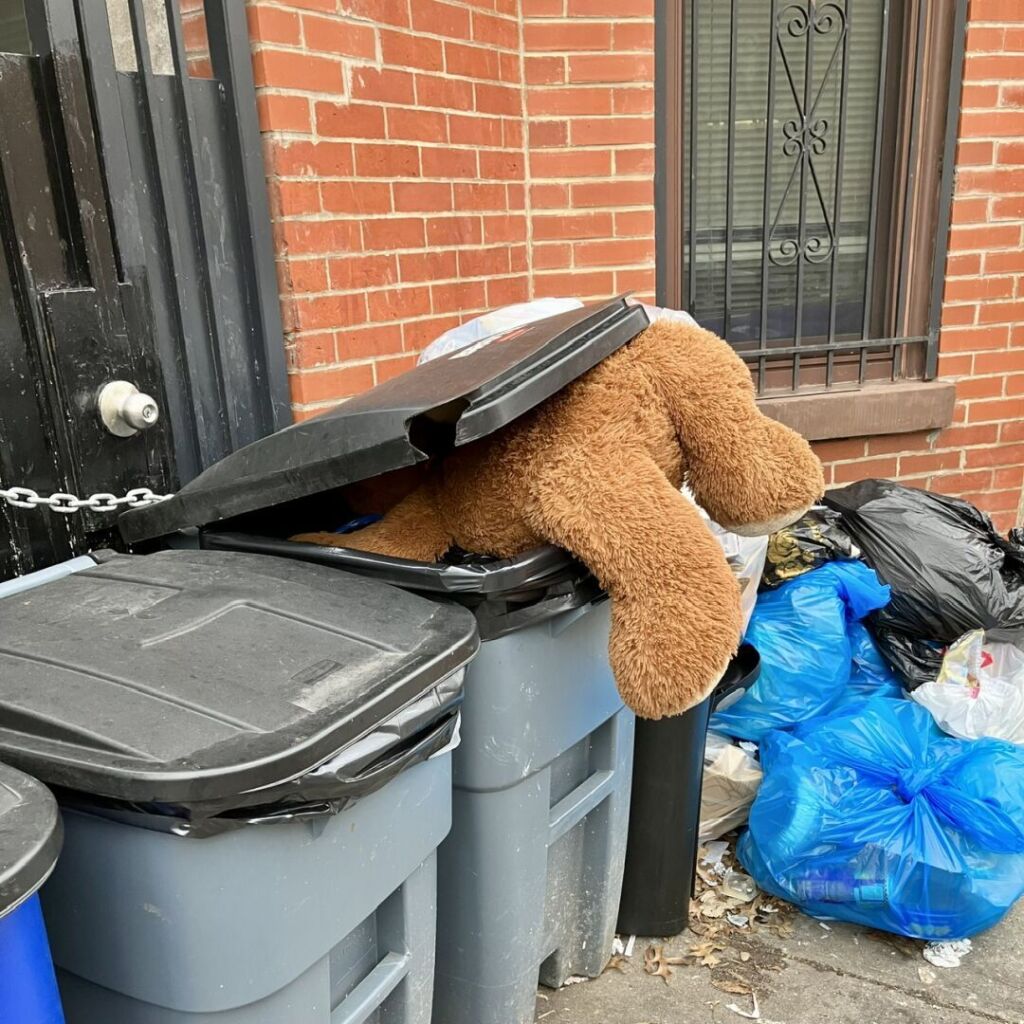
0;0;291;579
0;9;174;580
81;0;291;483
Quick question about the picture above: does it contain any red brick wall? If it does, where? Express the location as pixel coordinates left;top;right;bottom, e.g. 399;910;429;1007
813;0;1024;532
247;0;1021;529
523;0;655;300
247;0;655;420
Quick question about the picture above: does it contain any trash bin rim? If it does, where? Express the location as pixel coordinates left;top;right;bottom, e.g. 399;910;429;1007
201;531;587;596
0;762;62;920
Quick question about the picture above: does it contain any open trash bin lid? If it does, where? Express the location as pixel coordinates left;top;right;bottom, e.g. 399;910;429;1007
0;550;477;820
119;297;649;543
0;763;62;918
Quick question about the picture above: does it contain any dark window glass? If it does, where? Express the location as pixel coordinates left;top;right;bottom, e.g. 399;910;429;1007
683;0;886;347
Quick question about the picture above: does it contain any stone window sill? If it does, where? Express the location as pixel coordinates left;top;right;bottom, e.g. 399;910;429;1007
757;380;956;441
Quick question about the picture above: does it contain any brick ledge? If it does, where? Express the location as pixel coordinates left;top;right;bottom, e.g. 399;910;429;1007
758;380;957;442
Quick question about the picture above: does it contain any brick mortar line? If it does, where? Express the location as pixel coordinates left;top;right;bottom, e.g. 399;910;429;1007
286;264;660;296
273;205;654;218
252;40;658;58
256;72;654;94
264;132;655;146
255;0;651;22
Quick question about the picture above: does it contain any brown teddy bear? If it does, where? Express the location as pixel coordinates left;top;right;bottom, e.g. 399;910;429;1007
295;319;824;719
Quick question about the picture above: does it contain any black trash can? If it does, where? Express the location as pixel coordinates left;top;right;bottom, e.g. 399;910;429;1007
617;643;761;937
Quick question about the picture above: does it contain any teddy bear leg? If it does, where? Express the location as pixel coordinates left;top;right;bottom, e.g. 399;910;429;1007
525;446;743;719
291;482;454;562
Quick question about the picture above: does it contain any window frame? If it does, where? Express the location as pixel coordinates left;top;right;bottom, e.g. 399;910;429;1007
655;0;968;396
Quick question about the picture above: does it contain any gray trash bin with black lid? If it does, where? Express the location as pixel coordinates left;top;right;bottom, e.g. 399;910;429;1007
0;549;477;1023
119;297;649;1024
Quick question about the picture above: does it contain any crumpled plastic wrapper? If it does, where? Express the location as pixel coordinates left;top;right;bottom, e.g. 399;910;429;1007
700;732;763;841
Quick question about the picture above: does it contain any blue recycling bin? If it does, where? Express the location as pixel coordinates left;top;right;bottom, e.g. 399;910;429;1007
0;763;64;1024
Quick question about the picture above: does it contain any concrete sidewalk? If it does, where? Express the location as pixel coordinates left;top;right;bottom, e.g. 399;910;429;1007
537;900;1023;1024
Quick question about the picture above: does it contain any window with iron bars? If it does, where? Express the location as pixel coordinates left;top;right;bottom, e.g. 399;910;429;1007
658;0;967;395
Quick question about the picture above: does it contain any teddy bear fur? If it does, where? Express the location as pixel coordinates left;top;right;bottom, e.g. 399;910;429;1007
294;319;824;719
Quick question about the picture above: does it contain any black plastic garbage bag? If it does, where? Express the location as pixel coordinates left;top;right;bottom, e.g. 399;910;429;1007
824;480;1024;690
761;507;858;589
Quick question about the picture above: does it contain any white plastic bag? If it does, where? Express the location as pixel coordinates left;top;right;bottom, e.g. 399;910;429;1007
911;629;1024;744
417;298;584;364
681;485;769;632
639;303;698;328
417;298;700;365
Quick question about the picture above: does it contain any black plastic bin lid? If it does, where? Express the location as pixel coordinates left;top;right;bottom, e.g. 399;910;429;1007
120;297;649;543
0;763;62;918
202;534;584;596
0;550;477;808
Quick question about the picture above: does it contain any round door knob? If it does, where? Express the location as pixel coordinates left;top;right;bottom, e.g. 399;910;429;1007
98;380;161;437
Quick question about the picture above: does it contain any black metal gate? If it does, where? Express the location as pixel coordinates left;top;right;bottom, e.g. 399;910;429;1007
0;0;289;580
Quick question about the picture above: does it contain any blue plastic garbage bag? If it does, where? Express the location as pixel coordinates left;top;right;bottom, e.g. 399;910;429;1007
710;561;900;741
840;621;905;710
738;697;1024;939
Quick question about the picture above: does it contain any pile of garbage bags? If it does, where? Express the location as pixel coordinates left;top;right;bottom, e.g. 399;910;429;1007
705;480;1024;941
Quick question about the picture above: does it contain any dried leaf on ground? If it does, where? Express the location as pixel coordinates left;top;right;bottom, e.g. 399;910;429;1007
643;945;675;984
712;976;753;996
604;955;627;974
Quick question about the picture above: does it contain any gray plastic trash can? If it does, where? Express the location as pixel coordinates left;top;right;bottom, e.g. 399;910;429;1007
437;595;632;1024
118;298;647;1024
0;550;478;1023
199;543;635;1024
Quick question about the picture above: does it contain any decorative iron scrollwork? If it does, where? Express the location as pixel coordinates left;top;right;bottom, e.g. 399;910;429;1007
767;1;847;268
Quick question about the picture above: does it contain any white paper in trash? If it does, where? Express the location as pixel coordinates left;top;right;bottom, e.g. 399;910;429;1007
699;740;763;841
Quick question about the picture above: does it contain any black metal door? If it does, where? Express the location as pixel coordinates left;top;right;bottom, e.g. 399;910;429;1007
0;1;289;580
0;3;173;578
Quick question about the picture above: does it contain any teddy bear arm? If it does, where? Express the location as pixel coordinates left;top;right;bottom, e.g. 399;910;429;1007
292;480;454;562
524;447;743;718
636;321;824;534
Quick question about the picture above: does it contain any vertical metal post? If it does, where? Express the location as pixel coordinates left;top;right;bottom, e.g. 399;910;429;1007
862;0;891;341
654;0;686;309
758;0;778;392
158;0;234;442
825;0;852;389
723;0;739;340
204;0;291;429
792;0;816;392
925;0;968;379
893;0;928;375
687;0;699;314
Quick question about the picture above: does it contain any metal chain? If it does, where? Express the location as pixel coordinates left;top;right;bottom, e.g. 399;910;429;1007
0;484;172;515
